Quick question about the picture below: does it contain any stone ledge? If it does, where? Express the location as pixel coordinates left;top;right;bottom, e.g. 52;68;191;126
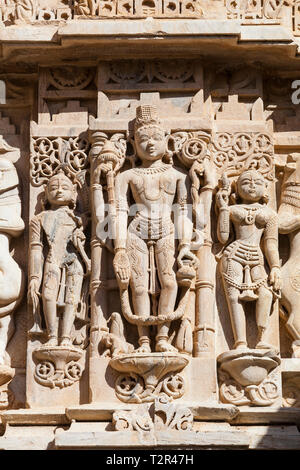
240;25;293;42
54;429;250;449
231;407;300;425
0;20;295;45
58;19;242;37
2;404;300;426
1;408;71;426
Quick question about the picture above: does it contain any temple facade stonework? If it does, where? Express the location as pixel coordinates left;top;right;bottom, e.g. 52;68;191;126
0;0;300;449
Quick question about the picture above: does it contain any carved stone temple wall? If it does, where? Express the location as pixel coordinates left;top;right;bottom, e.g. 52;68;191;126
1;0;300;450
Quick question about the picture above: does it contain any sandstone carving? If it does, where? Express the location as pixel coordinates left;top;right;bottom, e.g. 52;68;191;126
0;146;24;405
113;105;196;353
28;170;90;387
278;153;300;358
217;169;281;350
0;2;300;448
216;168;282;406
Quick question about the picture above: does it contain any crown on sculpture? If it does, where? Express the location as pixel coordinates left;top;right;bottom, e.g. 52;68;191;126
134;105;161;131
47;169;75;190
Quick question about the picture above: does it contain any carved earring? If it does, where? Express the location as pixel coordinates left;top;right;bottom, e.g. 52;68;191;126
165;134;174;164
263;182;269;205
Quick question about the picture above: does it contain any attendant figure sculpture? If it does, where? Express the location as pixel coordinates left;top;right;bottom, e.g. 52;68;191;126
0;157;24;366
216;169;281;350
28;170;90;347
278;153;300;356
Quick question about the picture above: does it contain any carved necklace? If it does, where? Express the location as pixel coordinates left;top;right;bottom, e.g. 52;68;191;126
132;163;171;175
242;205;259;225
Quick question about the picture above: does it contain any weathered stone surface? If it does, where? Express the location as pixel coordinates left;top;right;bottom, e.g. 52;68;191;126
0;0;300;451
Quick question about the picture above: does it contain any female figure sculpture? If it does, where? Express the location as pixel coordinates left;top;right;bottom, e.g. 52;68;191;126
216;169;281;350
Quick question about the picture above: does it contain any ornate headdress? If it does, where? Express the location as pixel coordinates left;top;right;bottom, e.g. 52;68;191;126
44;169;77;209
48;169;74;187
134;105;161;132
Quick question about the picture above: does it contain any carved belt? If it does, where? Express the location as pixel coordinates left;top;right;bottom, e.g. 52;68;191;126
224;241;264;267
129;213;174;240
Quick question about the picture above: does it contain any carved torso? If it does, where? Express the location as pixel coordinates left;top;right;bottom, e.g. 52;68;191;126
125;164;187;218
32;207;81;268
229;204;275;245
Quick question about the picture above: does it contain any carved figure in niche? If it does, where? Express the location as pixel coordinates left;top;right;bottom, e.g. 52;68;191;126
28;170;90;347
74;0;94;15
0;157;24;366
0;0;15;22
113;105;196;353
14;0;37;22
216;169;281;349
278;153;300;357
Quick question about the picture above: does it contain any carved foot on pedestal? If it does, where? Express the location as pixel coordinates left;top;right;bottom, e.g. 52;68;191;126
110;352;189;403
217;349;281;406
33;345;83;389
155;341;178;353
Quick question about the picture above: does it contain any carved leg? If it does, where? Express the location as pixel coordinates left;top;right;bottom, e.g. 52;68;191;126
225;285;247;349
155;236;178;352
255;285;273;349
127;234;151;353
0;315;14;365
221;258;247;349
42;265;60;346
60;260;84;346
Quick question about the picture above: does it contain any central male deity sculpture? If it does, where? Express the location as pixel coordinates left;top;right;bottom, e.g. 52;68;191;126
113;105;196;353
217;169;281;350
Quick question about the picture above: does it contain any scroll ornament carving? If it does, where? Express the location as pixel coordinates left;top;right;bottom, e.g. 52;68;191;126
219;368;280;406
30;136;90;187
112;394;193;431
211;132;274;181
28;170;90;388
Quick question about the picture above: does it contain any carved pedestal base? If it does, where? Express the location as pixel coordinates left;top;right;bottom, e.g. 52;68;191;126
113;394;193;432
0;365;14;409
281;358;300;408
218;349;281;406
33;345;83;389
110;352;189;403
